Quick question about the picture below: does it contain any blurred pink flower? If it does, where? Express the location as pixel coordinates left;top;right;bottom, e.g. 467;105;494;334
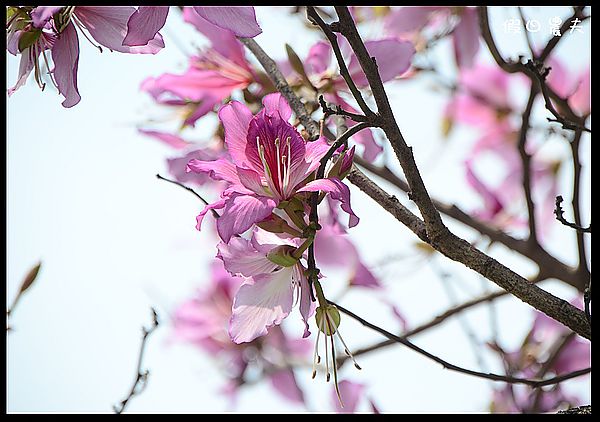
171;259;309;404
140;7;255;127
384;6;480;68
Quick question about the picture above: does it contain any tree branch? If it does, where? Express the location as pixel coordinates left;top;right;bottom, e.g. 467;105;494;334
332;7;591;340
353;155;586;291
113;308;160;414
477;6;590;133
518;86;540;246
306;6;376;118
331;300;591;387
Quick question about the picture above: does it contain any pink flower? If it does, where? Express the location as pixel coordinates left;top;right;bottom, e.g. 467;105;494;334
217;228;316;343
7;6;164;107
123;6;262;48
384;6;480;68
140;7;255;127
289;37;415;162
171;259;309;404
187;93;359;242
546;58;591;118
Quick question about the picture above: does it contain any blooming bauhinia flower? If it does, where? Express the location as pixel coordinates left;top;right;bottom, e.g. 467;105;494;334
171;259;309;405
187;92;359;242
217;228;316;343
384;6;480;68
123;6;262;48
140;7;255;127
7;6;164;107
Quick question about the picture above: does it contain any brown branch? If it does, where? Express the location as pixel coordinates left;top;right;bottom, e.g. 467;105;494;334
518;86;540;246
554;195;591;234
331;300;591;388
113;308;160;414
306;6;375;118
238;37;321;140
332;7;591;340
354;156;587;292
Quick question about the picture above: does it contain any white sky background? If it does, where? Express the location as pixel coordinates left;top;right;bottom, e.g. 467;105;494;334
6;6;590;413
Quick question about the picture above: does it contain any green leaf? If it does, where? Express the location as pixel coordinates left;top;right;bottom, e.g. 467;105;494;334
285;43;317;91
18;30;41;53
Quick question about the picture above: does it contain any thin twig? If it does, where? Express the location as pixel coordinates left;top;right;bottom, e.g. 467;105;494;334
554;195;591;234
155;173;220;219
306;6;375;118
518;86;539;246
113;308;160;414
331;300;591;388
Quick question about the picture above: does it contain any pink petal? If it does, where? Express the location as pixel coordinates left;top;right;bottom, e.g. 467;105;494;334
298;178;359;228
182;7;247;67
569;66;590;116
216;237;278;278
306;40;332;75
123;6;169;47
74;6;164;54
146;68;244;102
187;157;255;197
167;149;221;186
297;267;316;338
332;380;364;413
384;6;440;35
31;6;64;28
195;198;227;231
351;262;381;289
229;267;295;343
216;193;276;242
218;101;254;169
348;38;415;87
270;369;305;404
193;6;262;38
262;92;293;121
236;167;269;196
303;136;332;174
138;129;189;149
465;161;504;220
452;7;480;68
51;22;81;108
8;38;36;96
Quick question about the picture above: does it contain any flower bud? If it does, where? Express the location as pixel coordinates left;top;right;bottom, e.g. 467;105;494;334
315;305;341;335
267;245;299;267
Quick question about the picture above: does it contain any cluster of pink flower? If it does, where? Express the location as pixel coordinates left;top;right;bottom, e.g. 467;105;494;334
132;6;419;409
